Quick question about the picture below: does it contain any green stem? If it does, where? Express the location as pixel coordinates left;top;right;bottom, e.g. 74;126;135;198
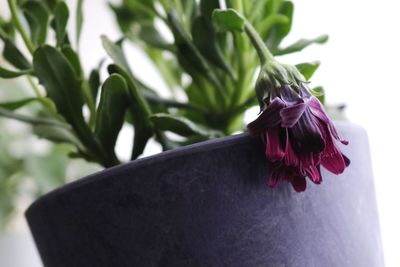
26;76;42;98
244;20;275;66
7;0;34;54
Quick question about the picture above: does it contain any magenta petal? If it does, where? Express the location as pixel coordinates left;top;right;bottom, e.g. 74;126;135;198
291;176;307;192
268;170;280;188
280;101;307;128
321;138;346;174
247;98;286;136
306;165;322;184
309;97;349;145
284;130;299;166
265;127;285;162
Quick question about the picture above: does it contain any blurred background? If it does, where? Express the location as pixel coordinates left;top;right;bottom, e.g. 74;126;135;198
0;0;399;266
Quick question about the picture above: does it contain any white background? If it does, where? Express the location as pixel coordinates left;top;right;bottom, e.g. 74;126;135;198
1;0;400;266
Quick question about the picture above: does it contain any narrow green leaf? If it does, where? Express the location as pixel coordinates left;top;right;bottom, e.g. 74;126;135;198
33;45;91;143
33;124;85;151
168;11;224;98
43;0;58;11
22;1;49;46
266;1;294;49
192;16;233;76
212;9;245;32
76;0;84;46
200;0;220;19
311;86;325;104
101;35;132;75
94;74;129;161
0;31;31;70
107;64;153;159
138;25;172;51
0;66;32;78
0;107;68;128
61;45;83;78
150;113;222;138
0;98;38;110
274;35;329;55
295;61;320;81
88;69;100;101
54;1;69;47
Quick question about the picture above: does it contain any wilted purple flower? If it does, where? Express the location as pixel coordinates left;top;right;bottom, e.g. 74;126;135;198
248;82;350;192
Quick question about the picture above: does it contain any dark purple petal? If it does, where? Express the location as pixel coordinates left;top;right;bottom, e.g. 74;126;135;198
279;85;301;103
247;98;285;136
291;175;307;192
268;171;279;188
265;127;285;162
290;108;325;153
342;154;351;167
309;97;349;145
280;101;307;128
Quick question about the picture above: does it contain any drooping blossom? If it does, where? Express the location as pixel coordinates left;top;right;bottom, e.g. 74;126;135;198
248;78;350;192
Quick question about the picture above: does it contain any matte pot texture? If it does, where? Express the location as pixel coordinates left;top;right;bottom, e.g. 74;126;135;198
26;122;384;267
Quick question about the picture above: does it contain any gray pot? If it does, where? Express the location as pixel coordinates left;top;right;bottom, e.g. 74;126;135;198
26;122;384;267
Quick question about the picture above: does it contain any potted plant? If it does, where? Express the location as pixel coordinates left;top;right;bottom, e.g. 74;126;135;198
0;0;383;266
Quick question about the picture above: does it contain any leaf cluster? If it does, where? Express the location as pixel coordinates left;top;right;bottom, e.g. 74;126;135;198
0;0;327;167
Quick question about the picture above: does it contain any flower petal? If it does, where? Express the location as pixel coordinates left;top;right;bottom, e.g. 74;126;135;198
309;97;349;145
268;168;281;188
320;133;346;174
291;175;307;192
290;108;325;153
265;127;285;162
247;97;286;136
284;130;299;166
306;165;322;184
280;101;307;128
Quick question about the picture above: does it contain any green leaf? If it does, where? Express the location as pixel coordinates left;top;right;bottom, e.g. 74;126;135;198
107;64;153;159
53;1;69;47
101;35;132;75
212;9;245;32
274;35;329;55
266;1;294;49
192;16;233;76
76;0;84;46
0;32;31;70
22;1;49;46
168;11;224;99
61;45;83;78
43;0;58;11
0;66;32;78
150;113;222;138
0;97;38;110
0;107;68;128
33;45;91;143
137;25;172;50
94;74;129;162
88;69;100;101
33;124;85;151
295;61;320;81
311;86;325;104
200;0;220;19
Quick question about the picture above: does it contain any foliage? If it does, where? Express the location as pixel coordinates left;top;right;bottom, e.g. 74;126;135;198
0;0;327;167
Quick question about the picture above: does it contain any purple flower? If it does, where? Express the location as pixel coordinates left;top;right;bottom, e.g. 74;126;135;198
248;84;350;192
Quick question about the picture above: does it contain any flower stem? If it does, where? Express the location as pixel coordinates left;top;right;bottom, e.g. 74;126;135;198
7;0;34;54
243;20;275;66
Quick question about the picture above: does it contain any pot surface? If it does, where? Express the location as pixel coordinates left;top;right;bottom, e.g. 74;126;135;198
26;122;384;267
